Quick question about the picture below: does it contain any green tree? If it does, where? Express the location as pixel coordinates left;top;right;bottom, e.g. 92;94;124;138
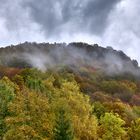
54;108;73;140
128;118;140;140
0;77;16;139
99;112;126;140
104;101;136;125
133;106;140;117
93;102;106;119
26;76;45;92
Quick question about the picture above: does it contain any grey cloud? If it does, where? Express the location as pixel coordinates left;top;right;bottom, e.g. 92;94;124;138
0;0;27;31
0;0;45;45
0;0;121;41
102;0;140;63
83;0;121;34
23;0;121;37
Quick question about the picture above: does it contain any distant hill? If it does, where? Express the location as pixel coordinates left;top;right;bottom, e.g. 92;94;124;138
0;42;139;77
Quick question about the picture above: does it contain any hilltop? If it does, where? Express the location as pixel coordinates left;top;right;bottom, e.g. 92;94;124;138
0;42;139;76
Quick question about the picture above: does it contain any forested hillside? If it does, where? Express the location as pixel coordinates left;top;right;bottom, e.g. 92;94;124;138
0;42;140;139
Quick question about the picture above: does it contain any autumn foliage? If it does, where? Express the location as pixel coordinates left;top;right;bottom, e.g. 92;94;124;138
0;66;139;139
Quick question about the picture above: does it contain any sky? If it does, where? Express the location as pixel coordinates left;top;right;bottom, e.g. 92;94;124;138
0;0;140;63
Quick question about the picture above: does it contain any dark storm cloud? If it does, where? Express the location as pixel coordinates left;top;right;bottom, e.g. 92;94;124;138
23;0;121;36
83;0;120;34
0;0;121;40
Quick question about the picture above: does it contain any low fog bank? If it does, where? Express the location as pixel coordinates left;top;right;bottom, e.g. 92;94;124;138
0;42;139;76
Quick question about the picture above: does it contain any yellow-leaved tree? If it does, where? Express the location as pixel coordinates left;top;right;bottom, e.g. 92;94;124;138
44;76;98;140
4;90;53;140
